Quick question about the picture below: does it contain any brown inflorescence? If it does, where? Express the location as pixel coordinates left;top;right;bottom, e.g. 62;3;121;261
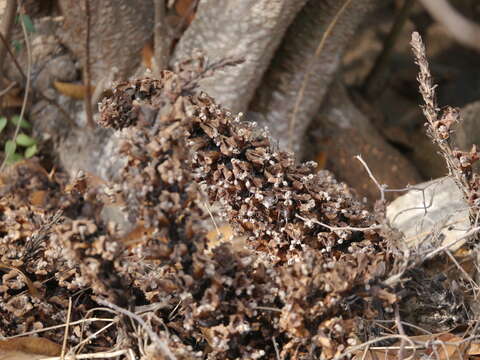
1;58;395;359
96;59;395;358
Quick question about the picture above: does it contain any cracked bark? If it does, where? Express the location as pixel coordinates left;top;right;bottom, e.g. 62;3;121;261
58;0;154;84
56;0;309;181
172;0;308;113
249;0;381;155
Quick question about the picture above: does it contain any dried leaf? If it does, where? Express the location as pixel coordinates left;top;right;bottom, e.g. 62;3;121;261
119;224;155;248
1;93;23;108
353;333;467;360
29;190;47;207
314;151;327;170
175;0;196;24
206;224;234;249
142;42;154;70
0;337;61;358
53;81;94;100
468;342;480;355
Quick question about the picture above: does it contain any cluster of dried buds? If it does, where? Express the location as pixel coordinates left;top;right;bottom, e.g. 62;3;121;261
97;58;395;358
0;57;396;359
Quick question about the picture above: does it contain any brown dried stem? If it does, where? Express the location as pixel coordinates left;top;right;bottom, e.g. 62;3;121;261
411;31;480;224
96;298;176;360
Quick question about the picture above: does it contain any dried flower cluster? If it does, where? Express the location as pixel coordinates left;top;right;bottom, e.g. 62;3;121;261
0;36;475;360
0;57;400;359
96;58;396;358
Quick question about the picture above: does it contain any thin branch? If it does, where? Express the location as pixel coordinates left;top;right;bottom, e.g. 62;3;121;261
444;248;478;290
153;0;169;73
83;0;94;128
296;214;381;232
42;349;130;360
60;298;72;360
0;0;17;80
272;337;281;360
331;334;417;360
355;155;386;202
4;318;115;338
394;304;406;360
96;298;177;360
0;80;16;97
411;31;480;224
419;0;480;53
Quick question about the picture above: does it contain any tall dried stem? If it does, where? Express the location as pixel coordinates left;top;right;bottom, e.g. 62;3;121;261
411;31;480;225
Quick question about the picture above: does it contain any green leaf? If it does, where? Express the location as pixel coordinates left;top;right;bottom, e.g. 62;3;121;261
6;152;24;165
0;117;7;133
5;140;16;157
16;133;37;147
10;115;31;129
18;14;35;33
12;40;22;52
24;144;37;158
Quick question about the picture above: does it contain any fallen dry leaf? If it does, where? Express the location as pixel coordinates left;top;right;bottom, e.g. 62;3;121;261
53;81;94;100
0;337;61;360
314;151;327;170
142;41;154;71
468;342;480;355
353;333;469;360
29;190;48;207
175;0;196;24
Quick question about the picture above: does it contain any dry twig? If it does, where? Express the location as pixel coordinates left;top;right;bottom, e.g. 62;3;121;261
83;0;94;128
153;0;169;73
419;0;480;53
96;298;177;360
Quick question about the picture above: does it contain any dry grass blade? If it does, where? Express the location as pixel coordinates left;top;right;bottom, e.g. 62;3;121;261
96;298;177;360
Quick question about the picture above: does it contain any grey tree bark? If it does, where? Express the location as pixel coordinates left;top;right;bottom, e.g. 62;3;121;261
172;0;308;113
58;0;154;84
56;0;309;180
249;0;381;155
